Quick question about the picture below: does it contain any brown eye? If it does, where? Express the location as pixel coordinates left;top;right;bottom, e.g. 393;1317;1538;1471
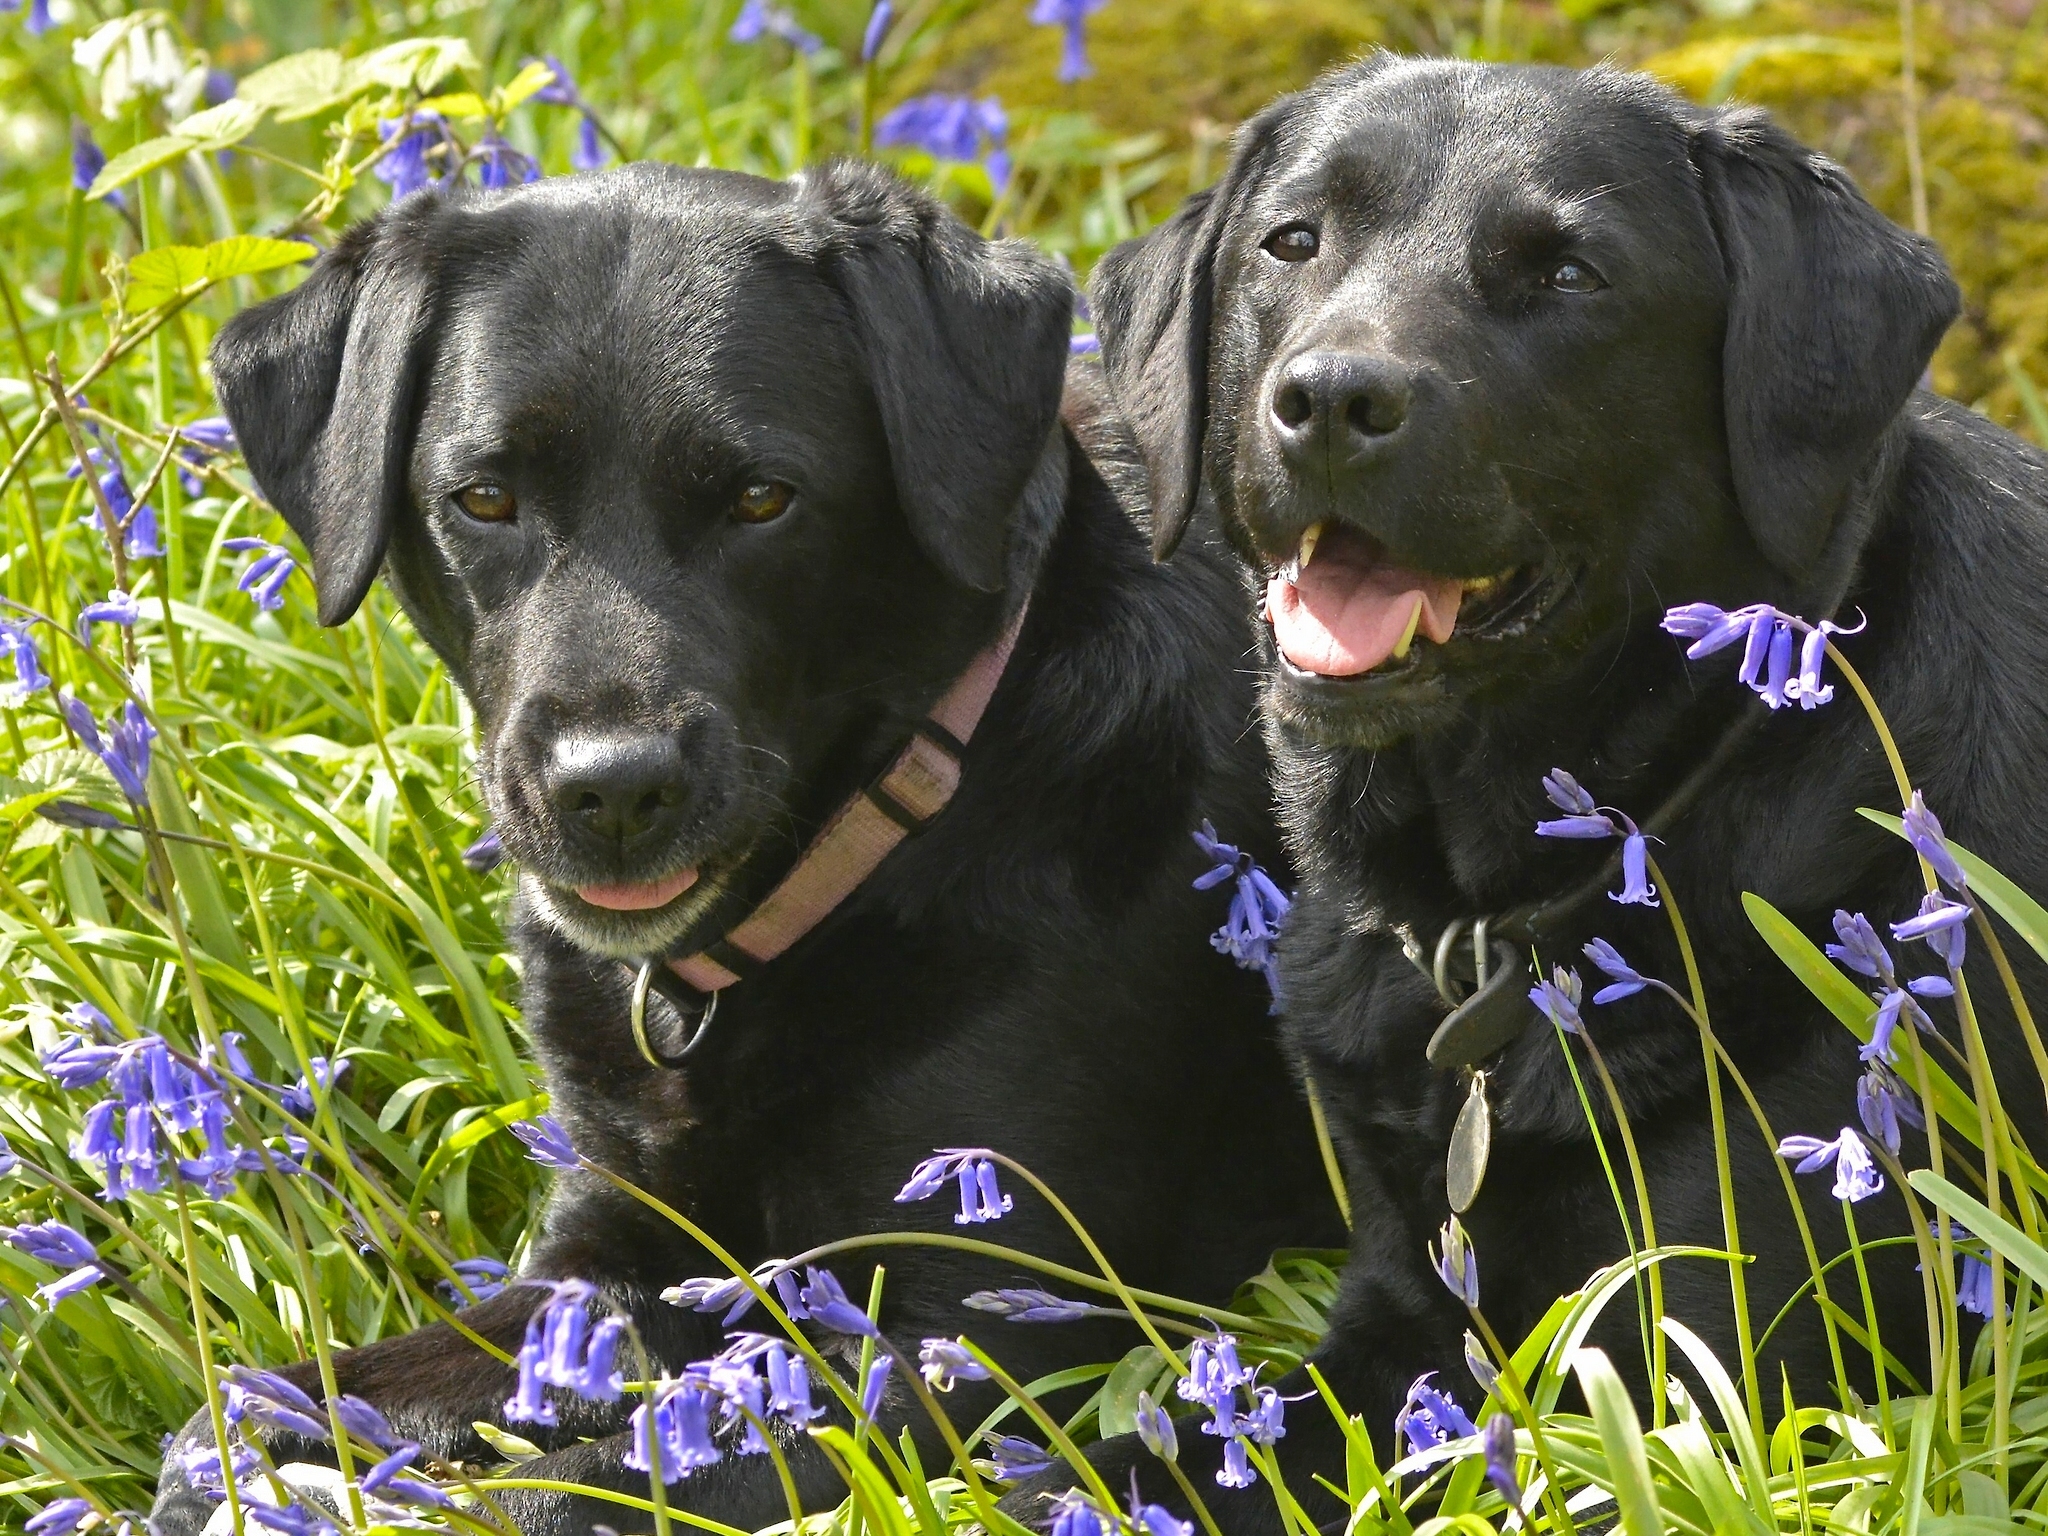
735;480;794;524
1262;225;1319;263
457;483;516;522
1544;260;1605;294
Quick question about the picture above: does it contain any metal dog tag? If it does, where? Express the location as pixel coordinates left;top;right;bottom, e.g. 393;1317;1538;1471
1446;1071;1491;1213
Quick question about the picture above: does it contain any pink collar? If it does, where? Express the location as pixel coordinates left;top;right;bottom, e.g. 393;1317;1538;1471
630;603;1029;1067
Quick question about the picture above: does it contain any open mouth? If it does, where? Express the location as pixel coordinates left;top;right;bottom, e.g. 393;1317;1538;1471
1261;521;1563;679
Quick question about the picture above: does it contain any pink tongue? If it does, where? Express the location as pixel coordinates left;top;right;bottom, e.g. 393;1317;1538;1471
1266;561;1464;677
575;868;700;911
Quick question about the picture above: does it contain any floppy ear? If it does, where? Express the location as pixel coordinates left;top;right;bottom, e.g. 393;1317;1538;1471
805;163;1073;593
1692;109;1960;576
209;204;440;625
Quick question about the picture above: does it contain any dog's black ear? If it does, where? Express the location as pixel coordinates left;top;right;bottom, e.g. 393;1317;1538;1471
210;204;441;625
804;163;1072;593
1692;109;1959;577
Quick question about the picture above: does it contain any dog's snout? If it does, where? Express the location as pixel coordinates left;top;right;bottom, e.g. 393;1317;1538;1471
1270;351;1414;455
545;732;688;845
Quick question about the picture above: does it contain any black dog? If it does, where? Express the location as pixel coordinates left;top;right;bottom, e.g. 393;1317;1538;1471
152;162;1339;1534
1073;55;2048;1524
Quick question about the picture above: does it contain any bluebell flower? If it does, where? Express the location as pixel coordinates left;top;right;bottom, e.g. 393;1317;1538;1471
41;1033;118;1088
962;1285;1091;1321
1;619;49;705
119;1103;165;1194
896;1147;1014;1223
662;1268;764;1325
860;0;892;61
1825;910;1948;1062
1826;909;1891;980
1128;1495;1192;1536
1029;0;1108;82
71;123;120;206
530;56;608;171
462;827;506;873
1047;1491;1111;1536
1904;790;1968;894
1191;821;1292;1006
222;537;300;612
1396;1372;1477;1458
1528;965;1583;1035
1660;602;1855;711
358;1441;423;1494
624;1378;723;1477
1463;1330;1498;1397
760;1339;823;1424
1218;1437;1256;1487
222;1365;330;1439
333;1393;401;1449
475;130;541;189
1532;768;1658;905
1541;768;1596;816
179;1441;260;1491
728;0;821;52
1893;892;1969;968
59;693;154;806
1776;1128;1884;1202
174;1095;239;1197
1135;1390;1177;1460
0;1131;15;1180
2;1220;105;1305
507;1278;623;1421
78;589;138;641
279;1056;347;1119
373;114;449;199
1582;938;1648;1004
860;1355;892;1420
438;1256;511;1306
1242;1384;1285;1445
1958;1249;1998;1319
1615;831;1657;905
918;1336;991;1390
245;1501;336;1536
1432;1215;1479;1306
1177;1331;1254;1424
1481;1413;1521;1505
1070;333;1100;354
25;1500;91;1536
874;94;1011;190
172;417;236;495
511;1114;579;1169
797;1265;880;1336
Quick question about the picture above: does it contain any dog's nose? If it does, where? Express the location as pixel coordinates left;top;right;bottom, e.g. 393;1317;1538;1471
545;732;687;845
1270;351;1413;457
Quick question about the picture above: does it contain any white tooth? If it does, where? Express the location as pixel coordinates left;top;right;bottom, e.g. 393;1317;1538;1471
1298;522;1323;573
1389;595;1424;661
1279;554;1300;585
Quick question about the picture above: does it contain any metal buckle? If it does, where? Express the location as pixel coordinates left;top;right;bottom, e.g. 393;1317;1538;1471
629;961;720;1070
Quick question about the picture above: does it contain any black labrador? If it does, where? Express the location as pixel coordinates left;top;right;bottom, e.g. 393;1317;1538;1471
1065;55;2048;1526
152;161;1340;1534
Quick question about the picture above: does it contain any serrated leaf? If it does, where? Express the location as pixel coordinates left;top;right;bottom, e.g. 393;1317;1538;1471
236;48;355;120
88;136;199;200
350;37;478;93
127;236;312;309
493;60;557;114
415;91;491;121
168;98;267;146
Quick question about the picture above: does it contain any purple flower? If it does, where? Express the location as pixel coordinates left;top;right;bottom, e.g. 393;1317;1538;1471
77;589;139;637
222;538;300;612
474;130;540;189
278;1056;347;1119
223;1365;330;1439
1776;1128;1884;1202
1242;1384;1285;1445
41;1031;120;1088
531;55;583;106
71;123;120;206
874;94;1010;189
917;1336;991;1390
1582;938;1648;1004
1396;1372;1477;1457
1531;769;1657;905
1660;602;1854;710
1614;831;1657;906
985;1431;1053;1481
1135;1389;1177;1460
180;1442;260;1490
1433;1216;1480;1307
1857;1063;1922;1156
1958;1250;1998;1319
245;1501;336;1536
25;1500;92;1536
962;1285;1091;1322
462;828;506;873
1541;768;1597;816
173;417;236;494
860;0;892;61
59;693;154;806
1128;1498;1191;1536
510;1114;579;1169
662;1269;760;1324
1191;821;1292;1006
1826;910;1893;981
1893;892;1969;969
438;1256;511;1306
1176;1331;1256;1443
2;1220;104;1305
507;1279;622;1421
728;0;821;52
1218;1438;1256;1488
1482;1413;1521;1505
358;1441;422;1493
896;1147;1014;1223
1048;1491;1111;1536
624;1379;722;1478
1070;333;1100;354
1904;791;1968;893
0;1131;14;1180
1464;1330;1499;1397
860;1355;892;1420
1528;966;1583;1035
796;1265;879;1337
1;620;49;704
333;1393;400;1449
529;57;608;171
373;114;449;199
1029;0;1108;83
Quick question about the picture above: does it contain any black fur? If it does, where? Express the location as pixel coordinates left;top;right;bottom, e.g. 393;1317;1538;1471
1042;57;2048;1531
156;162;1339;1536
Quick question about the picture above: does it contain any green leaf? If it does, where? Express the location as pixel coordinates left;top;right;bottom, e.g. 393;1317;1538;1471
1570;1346;1664;1536
470;1422;544;1461
236;48;355;120
126;235;312;309
493;59;558;114
1099;1345;1168;1437
89;136;201;200
1658;1316;1773;1525
1906;1169;2048;1291
416;90;491;120
1862;807;2048;972
350;37;478;93
167;98;268;148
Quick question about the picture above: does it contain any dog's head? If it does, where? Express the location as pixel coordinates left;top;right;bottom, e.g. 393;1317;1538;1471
1093;58;1959;747
213;162;1072;957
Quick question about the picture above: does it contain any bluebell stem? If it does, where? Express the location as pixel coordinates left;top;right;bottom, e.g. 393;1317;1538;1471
963;1285;1092;1321
874;95;1011;189
728;0;822;52
1;619;48;704
796;1265;879;1336
1463;1330;1498;1397
1529;965;1584;1035
1028;0;1108;82
1433;1215;1480;1306
1047;1490;1111;1536
222;538;299;612
1777;1128;1884;1202
860;1355;892;1419
1582;938;1648;1004
462;828;506;873
1191;820;1291;1006
917;1336;991;1390
1893;893;1969;968
1481;1413;1521;1505
861;0;892;61
1904;790;1968;893
511;1114;579;1169
2;1220;105;1305
438;1256;511;1305
25;1500;91;1536
1135;1389;1177;1460
895;1147;1013;1223
1396;1372;1477;1457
